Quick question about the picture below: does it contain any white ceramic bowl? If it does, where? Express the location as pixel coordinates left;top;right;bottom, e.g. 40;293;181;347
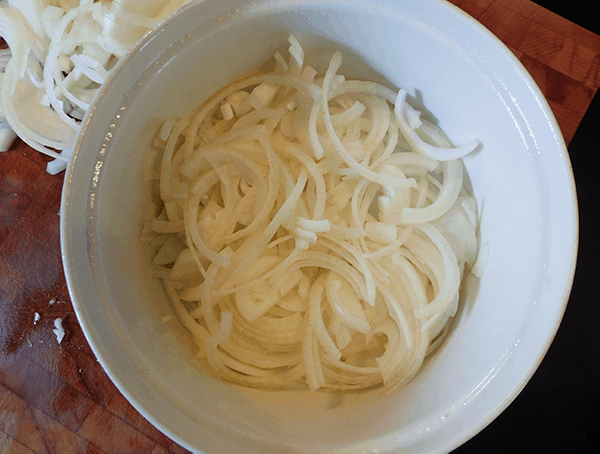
61;0;578;452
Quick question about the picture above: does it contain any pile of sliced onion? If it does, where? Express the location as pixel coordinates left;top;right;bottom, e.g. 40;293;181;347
143;36;485;393
0;0;190;174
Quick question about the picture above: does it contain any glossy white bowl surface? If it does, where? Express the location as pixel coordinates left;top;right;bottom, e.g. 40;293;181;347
61;0;578;452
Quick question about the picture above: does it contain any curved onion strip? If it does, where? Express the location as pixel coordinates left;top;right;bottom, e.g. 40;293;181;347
308;273;342;362
320;236;376;306
395;89;480;161
1;60;73;158
369;119;400;169
413;224;461;319
220;337;302;369
400;159;463;224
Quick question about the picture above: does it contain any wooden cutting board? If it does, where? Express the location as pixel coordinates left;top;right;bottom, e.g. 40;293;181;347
0;1;598;452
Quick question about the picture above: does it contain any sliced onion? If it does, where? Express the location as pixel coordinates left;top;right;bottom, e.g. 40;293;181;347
149;35;483;393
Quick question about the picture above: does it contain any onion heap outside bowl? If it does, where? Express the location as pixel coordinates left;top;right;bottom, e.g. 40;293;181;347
60;0;578;452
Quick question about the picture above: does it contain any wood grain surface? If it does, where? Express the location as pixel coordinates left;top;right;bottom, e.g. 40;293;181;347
0;1;598;452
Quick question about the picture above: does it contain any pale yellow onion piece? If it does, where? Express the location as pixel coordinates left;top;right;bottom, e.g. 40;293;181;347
151;218;184;233
231;107;285;131
377;165;412;224
181;141;241;178
235;284;281;324
413;224;460;319
101;0;162;52
360;95;390;162
328;223;363;240
421;304;450;335
184;196;230;267
355;202;395;286
368;319;402;381
350;177;370;236
221;296;302;346
165;281;211;344
160;117;189;204
253;310;304;334
223;336;302;368
1;58;74;157
152;236;183;266
319;369;381;390
369;118;400;169
326;175;358;205
312;329;326;386
218;169;308;289
0;8;45;87
210;311;234;344
189;167;219;197
472;242;489;278
220;337;302;369
325;274;370;334
215;350;276;377
224;188;257;230
363;226;414;259
321;352;379;376
234;256;283;323
434;208;478;265
213;249;301;298
287;34;304;77
273;51;288;73
394;89;480;161
383;150;439;172
400;159;463;225
278;251;369;304
308;273;342;362
201;147;273;240
272;133;326;220
169;247;199;282
385;337;428;395
70;53;107;84
204;344;305;387
302;322;322;391
375;276;415;351
390;252;429;313
319;236;376;306
396;245;439;297
277;290;309;312
365;222;397;245
197;248;236;332
374;279;427;393
322;100;366;127
6;0;49;48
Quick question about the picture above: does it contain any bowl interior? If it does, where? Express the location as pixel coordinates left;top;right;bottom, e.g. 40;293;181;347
61;0;577;452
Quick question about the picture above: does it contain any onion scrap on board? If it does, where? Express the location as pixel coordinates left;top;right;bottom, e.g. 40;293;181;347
0;0;190;174
143;36;485;393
